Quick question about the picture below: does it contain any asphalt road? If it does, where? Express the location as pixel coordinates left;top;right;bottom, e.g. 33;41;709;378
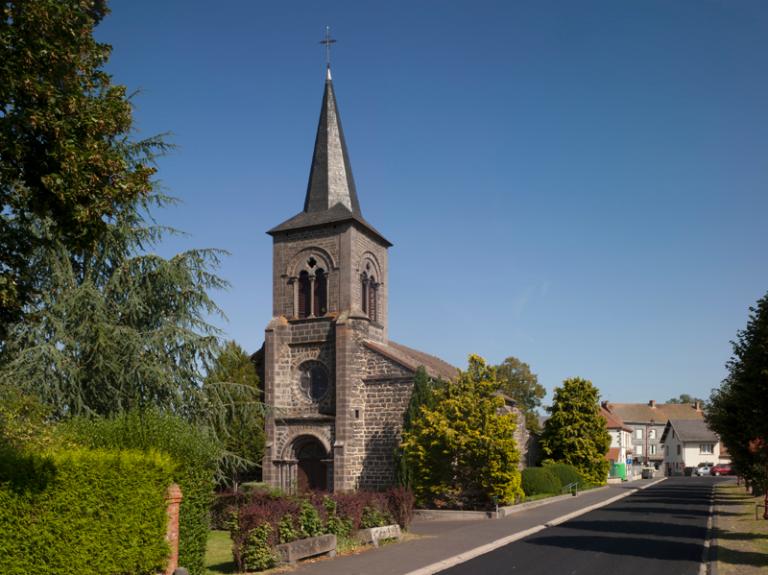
438;477;723;575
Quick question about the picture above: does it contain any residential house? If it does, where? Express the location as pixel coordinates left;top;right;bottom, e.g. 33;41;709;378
661;419;726;476
601;404;634;479
603;400;706;470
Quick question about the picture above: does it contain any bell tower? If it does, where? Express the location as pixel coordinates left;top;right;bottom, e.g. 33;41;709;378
262;65;392;492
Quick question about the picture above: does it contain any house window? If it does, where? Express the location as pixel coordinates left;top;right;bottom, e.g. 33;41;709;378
700;443;714;454
649;445;657;455
635;429;643;439
636;445;643;456
677;445;681;455
649;429;656;440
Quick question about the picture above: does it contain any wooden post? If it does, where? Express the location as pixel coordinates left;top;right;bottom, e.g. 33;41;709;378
165;483;183;575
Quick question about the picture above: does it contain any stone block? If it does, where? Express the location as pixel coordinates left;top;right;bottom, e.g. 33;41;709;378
356;524;402;547
275;534;337;564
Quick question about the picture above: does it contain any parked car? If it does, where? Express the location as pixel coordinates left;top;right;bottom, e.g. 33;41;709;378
711;464;733;476
695;463;714;476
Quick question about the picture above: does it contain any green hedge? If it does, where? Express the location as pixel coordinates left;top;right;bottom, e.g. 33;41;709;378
543;462;584;489
0;447;174;575
521;467;562;496
61;410;220;575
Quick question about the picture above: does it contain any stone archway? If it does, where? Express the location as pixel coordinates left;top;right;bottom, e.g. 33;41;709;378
294;436;329;492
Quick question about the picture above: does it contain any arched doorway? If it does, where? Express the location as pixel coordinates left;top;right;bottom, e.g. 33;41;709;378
294;437;329;492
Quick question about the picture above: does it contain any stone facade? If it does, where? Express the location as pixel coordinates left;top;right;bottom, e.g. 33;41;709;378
261;68;528;493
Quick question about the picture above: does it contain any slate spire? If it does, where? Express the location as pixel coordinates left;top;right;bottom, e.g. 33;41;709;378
303;66;362;215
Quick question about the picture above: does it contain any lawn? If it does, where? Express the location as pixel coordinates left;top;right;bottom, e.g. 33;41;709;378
205;530;236;575
715;482;768;575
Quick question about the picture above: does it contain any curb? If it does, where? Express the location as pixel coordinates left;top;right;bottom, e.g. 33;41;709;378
403;478;666;575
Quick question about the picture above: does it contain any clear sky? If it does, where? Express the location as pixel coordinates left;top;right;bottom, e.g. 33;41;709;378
96;1;768;405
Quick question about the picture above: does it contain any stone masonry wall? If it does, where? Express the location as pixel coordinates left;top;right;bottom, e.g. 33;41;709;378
359;379;413;489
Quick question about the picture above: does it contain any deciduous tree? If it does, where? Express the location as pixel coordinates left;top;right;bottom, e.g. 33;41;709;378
1;0;161;338
541;377;610;485
494;356;545;432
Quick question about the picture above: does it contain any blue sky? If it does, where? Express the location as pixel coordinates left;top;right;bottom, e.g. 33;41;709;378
96;1;768;405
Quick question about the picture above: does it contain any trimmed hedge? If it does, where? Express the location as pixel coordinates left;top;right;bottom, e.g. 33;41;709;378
521;467;562;496
61;410;220;575
0;446;174;575
543;462;583;489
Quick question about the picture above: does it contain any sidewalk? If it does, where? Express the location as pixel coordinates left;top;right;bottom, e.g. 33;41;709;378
291;477;665;575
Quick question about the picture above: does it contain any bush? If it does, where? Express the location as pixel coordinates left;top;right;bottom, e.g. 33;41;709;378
386;486;416;529
210;490;248;530
231;487;413;570
61;410;220;575
0;446;174;575
543;462;583;489
521;467;562;496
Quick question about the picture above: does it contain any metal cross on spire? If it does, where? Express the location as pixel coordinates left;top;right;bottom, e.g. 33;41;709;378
319;26;336;70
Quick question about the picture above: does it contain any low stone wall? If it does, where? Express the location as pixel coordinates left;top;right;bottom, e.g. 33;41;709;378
275;534;337;564
356;524;402;547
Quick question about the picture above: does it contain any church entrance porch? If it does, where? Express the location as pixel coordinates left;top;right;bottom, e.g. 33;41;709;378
274;435;333;493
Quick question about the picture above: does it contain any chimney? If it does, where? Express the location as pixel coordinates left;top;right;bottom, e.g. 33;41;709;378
649;400;656;408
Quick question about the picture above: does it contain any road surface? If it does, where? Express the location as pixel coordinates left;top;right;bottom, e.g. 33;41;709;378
438;477;721;575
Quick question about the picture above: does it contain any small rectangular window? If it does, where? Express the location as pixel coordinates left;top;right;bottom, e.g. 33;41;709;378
700;443;714;454
635;429;643;439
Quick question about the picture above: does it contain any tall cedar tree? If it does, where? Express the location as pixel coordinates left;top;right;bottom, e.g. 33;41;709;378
0;0;229;421
395;366;435;487
204;341;266;488
1;0;159;339
494;356;545;432
707;291;768;514
541;377;610;485
401;355;522;507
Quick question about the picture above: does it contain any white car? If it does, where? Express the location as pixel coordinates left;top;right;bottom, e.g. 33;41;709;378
695;465;713;476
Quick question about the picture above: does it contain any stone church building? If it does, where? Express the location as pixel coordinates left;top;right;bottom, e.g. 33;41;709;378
260;67;458;493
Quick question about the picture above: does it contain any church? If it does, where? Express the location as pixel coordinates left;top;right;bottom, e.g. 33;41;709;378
260;66;458;493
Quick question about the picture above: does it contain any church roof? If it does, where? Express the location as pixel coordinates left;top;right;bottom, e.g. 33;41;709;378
268;68;391;247
363;339;459;382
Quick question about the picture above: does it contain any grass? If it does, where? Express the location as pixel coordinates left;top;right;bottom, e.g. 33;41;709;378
205;530;236;575
715;482;768;575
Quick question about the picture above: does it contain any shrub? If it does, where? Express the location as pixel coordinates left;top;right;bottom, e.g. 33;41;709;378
386;486;416;529
0;446;174;575
210;489;248;530
61;410;220;575
543;462;583;489
521;467;562;496
232;488;412;568
241;524;277;572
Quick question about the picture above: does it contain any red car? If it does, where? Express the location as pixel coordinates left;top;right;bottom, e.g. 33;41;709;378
711;464;733;476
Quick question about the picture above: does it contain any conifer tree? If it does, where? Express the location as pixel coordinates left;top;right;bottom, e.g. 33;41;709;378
541;377;610;485
707;291;768;515
204;341;266;488
401;355;522;507
395;366;435;487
